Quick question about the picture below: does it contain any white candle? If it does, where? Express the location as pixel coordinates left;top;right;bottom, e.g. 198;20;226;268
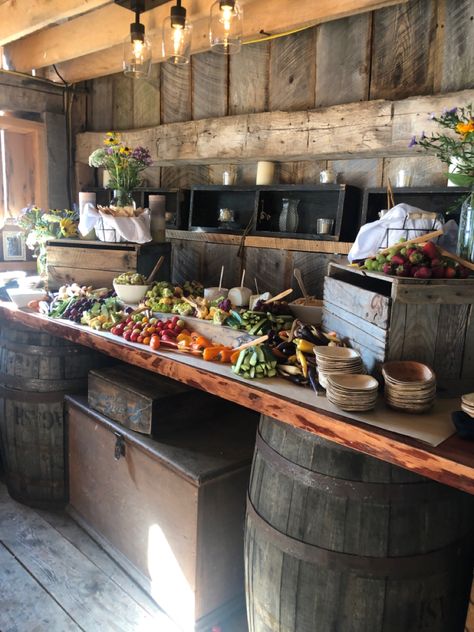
256;161;275;185
101;170;111;188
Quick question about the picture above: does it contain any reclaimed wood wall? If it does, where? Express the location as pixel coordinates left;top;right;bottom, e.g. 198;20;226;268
76;0;474;290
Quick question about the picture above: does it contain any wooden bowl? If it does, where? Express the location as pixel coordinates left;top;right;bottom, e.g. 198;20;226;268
382;361;435;384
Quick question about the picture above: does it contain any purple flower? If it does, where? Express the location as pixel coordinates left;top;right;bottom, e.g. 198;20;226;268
106;147;114;155
447;107;458;115
408;135;417;148
132;146;153;166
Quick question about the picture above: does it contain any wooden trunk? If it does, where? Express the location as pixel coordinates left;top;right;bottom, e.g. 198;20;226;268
0;324;105;508
67;396;258;631
45;239;171;291
245;415;474;632
88;364;230;436
323;262;474;385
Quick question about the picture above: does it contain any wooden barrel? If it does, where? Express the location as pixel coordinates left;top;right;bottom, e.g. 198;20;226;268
245;416;474;632
0;324;104;508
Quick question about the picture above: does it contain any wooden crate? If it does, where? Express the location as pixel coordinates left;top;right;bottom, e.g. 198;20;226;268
66;395;257;631
88;364;236;436
323;262;474;385
46;239;171;290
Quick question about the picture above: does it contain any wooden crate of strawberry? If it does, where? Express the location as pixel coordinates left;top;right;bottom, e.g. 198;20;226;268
323;261;474;387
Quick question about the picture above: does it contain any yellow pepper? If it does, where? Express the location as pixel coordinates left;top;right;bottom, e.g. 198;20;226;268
294;338;315;354
296;348;308;378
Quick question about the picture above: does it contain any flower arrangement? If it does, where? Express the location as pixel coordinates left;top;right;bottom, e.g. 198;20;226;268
88;132;153;192
409;104;474;187
18;206;79;275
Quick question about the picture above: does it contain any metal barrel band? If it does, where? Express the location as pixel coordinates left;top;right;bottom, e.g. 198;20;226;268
255;429;448;502
0;339;82;356
0;384;73;403
246;496;472;580
0;372;86;393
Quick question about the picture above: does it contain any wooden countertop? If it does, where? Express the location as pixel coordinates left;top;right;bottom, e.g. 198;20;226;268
1;302;473;495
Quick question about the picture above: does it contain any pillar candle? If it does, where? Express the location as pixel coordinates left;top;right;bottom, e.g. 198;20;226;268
148;195;166;243
256;161;275;185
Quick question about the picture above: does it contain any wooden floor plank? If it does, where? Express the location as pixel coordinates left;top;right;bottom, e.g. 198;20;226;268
36;507;164;620
0;542;80;632
0;485;179;632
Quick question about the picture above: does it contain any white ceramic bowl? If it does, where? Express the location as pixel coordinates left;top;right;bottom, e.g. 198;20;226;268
113;281;150;304
289;299;323;325
6;288;48;308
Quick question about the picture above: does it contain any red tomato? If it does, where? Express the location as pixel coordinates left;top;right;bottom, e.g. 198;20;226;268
130;331;139;342
123;330;132;341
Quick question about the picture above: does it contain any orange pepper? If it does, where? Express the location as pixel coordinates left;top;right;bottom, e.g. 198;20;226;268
218;348;234;363
195;335;212;348
177;333;192;343
230;350;240;364
203;346;226;361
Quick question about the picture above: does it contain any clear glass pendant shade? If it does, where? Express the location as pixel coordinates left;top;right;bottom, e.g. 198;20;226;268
123;31;152;78
162;17;192;64
209;0;242;54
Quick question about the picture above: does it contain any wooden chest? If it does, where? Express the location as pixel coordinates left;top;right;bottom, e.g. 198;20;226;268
323;262;474;387
88;364;228;436
46;239;171;290
66;396;258;631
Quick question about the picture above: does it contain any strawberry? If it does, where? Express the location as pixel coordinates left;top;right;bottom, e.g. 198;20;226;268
457;266;470;279
409;252;423;265
422;241;439;260
431;266;445;279
391;254;406;266
444;266;456;279
414;266;432;279
382;262;395;275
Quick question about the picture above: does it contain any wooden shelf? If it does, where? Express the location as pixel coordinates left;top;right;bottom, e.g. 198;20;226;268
0;303;472;495
166;230;352;254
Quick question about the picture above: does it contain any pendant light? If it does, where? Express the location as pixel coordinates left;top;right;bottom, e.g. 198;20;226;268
115;1;167;79
209;0;243;54
162;0;192;65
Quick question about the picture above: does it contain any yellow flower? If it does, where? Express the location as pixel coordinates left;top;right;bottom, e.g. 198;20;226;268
119;146;131;156
60;218;78;238
104;131;121;146
456;120;474;137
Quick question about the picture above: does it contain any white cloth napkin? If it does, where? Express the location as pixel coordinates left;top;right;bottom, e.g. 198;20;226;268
348;203;444;262
78;203;152;244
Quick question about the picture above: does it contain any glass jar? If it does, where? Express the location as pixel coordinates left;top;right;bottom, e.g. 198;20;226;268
456;191;474;262
279;199;299;233
111;189;136;210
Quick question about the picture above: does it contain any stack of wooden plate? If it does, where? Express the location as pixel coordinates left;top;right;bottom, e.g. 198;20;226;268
382;361;436;413
314;347;364;388
461;393;474;418
326;374;379;412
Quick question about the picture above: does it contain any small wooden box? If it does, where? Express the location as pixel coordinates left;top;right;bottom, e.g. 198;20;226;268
46;240;171;291
88;364;233;436
66;396;257;631
323;262;474;386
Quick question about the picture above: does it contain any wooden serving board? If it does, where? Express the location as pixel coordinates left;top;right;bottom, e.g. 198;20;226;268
154;312;258;347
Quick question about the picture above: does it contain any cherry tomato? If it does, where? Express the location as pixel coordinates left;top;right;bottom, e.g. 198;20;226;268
143;336;151;345
123;330;132;341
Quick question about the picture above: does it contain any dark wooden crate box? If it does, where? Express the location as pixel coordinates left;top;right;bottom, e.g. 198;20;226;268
189;185;258;234
46;239;171;290
361;187;471;225
88;364;236;436
323;262;474;385
66;395;258;631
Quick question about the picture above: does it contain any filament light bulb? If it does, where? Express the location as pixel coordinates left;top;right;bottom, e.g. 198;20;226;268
209;0;242;54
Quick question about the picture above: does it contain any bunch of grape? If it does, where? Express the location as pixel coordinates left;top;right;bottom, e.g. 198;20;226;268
253;300;292;315
62;297;95;323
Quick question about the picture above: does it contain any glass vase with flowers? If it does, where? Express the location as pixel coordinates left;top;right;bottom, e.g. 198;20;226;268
409;105;474;261
18;206;79;278
88;132;152;210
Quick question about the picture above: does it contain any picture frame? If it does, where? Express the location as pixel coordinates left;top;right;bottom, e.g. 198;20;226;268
2;229;27;261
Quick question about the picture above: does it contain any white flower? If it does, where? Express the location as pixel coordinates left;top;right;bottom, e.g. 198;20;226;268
89;148;107;168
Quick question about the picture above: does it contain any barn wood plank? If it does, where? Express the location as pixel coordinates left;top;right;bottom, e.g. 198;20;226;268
0;489;165;631
192;51;228;121
87;75;113;132
160;62;192;124
269;28;317;112
76;89;474;166
133;65;160;129
433;304;470;380
437;0;474;93
323;301;388;346
0;541;79;631
315;13;371;107
112;73;135;131
324;276;390;328
229;42;270;115
0;305;473;494
370;0;437;100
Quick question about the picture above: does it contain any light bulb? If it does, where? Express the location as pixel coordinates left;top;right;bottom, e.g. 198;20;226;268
132;38;145;62
123;20;152;78
209;0;242;54
162;2;192;65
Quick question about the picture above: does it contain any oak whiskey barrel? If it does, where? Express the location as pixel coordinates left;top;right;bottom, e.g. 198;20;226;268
245;416;474;632
0;324;104;508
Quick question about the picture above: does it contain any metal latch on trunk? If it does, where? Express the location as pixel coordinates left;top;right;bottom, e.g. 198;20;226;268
114;432;126;460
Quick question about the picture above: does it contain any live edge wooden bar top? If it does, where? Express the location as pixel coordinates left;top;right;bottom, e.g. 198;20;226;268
1;302;473;496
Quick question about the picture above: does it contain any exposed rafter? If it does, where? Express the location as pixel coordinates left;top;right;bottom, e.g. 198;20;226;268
3;0;407;83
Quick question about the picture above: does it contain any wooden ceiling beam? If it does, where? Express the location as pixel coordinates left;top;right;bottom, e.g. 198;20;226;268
25;0;409;83
0;0;112;46
5;0;213;73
